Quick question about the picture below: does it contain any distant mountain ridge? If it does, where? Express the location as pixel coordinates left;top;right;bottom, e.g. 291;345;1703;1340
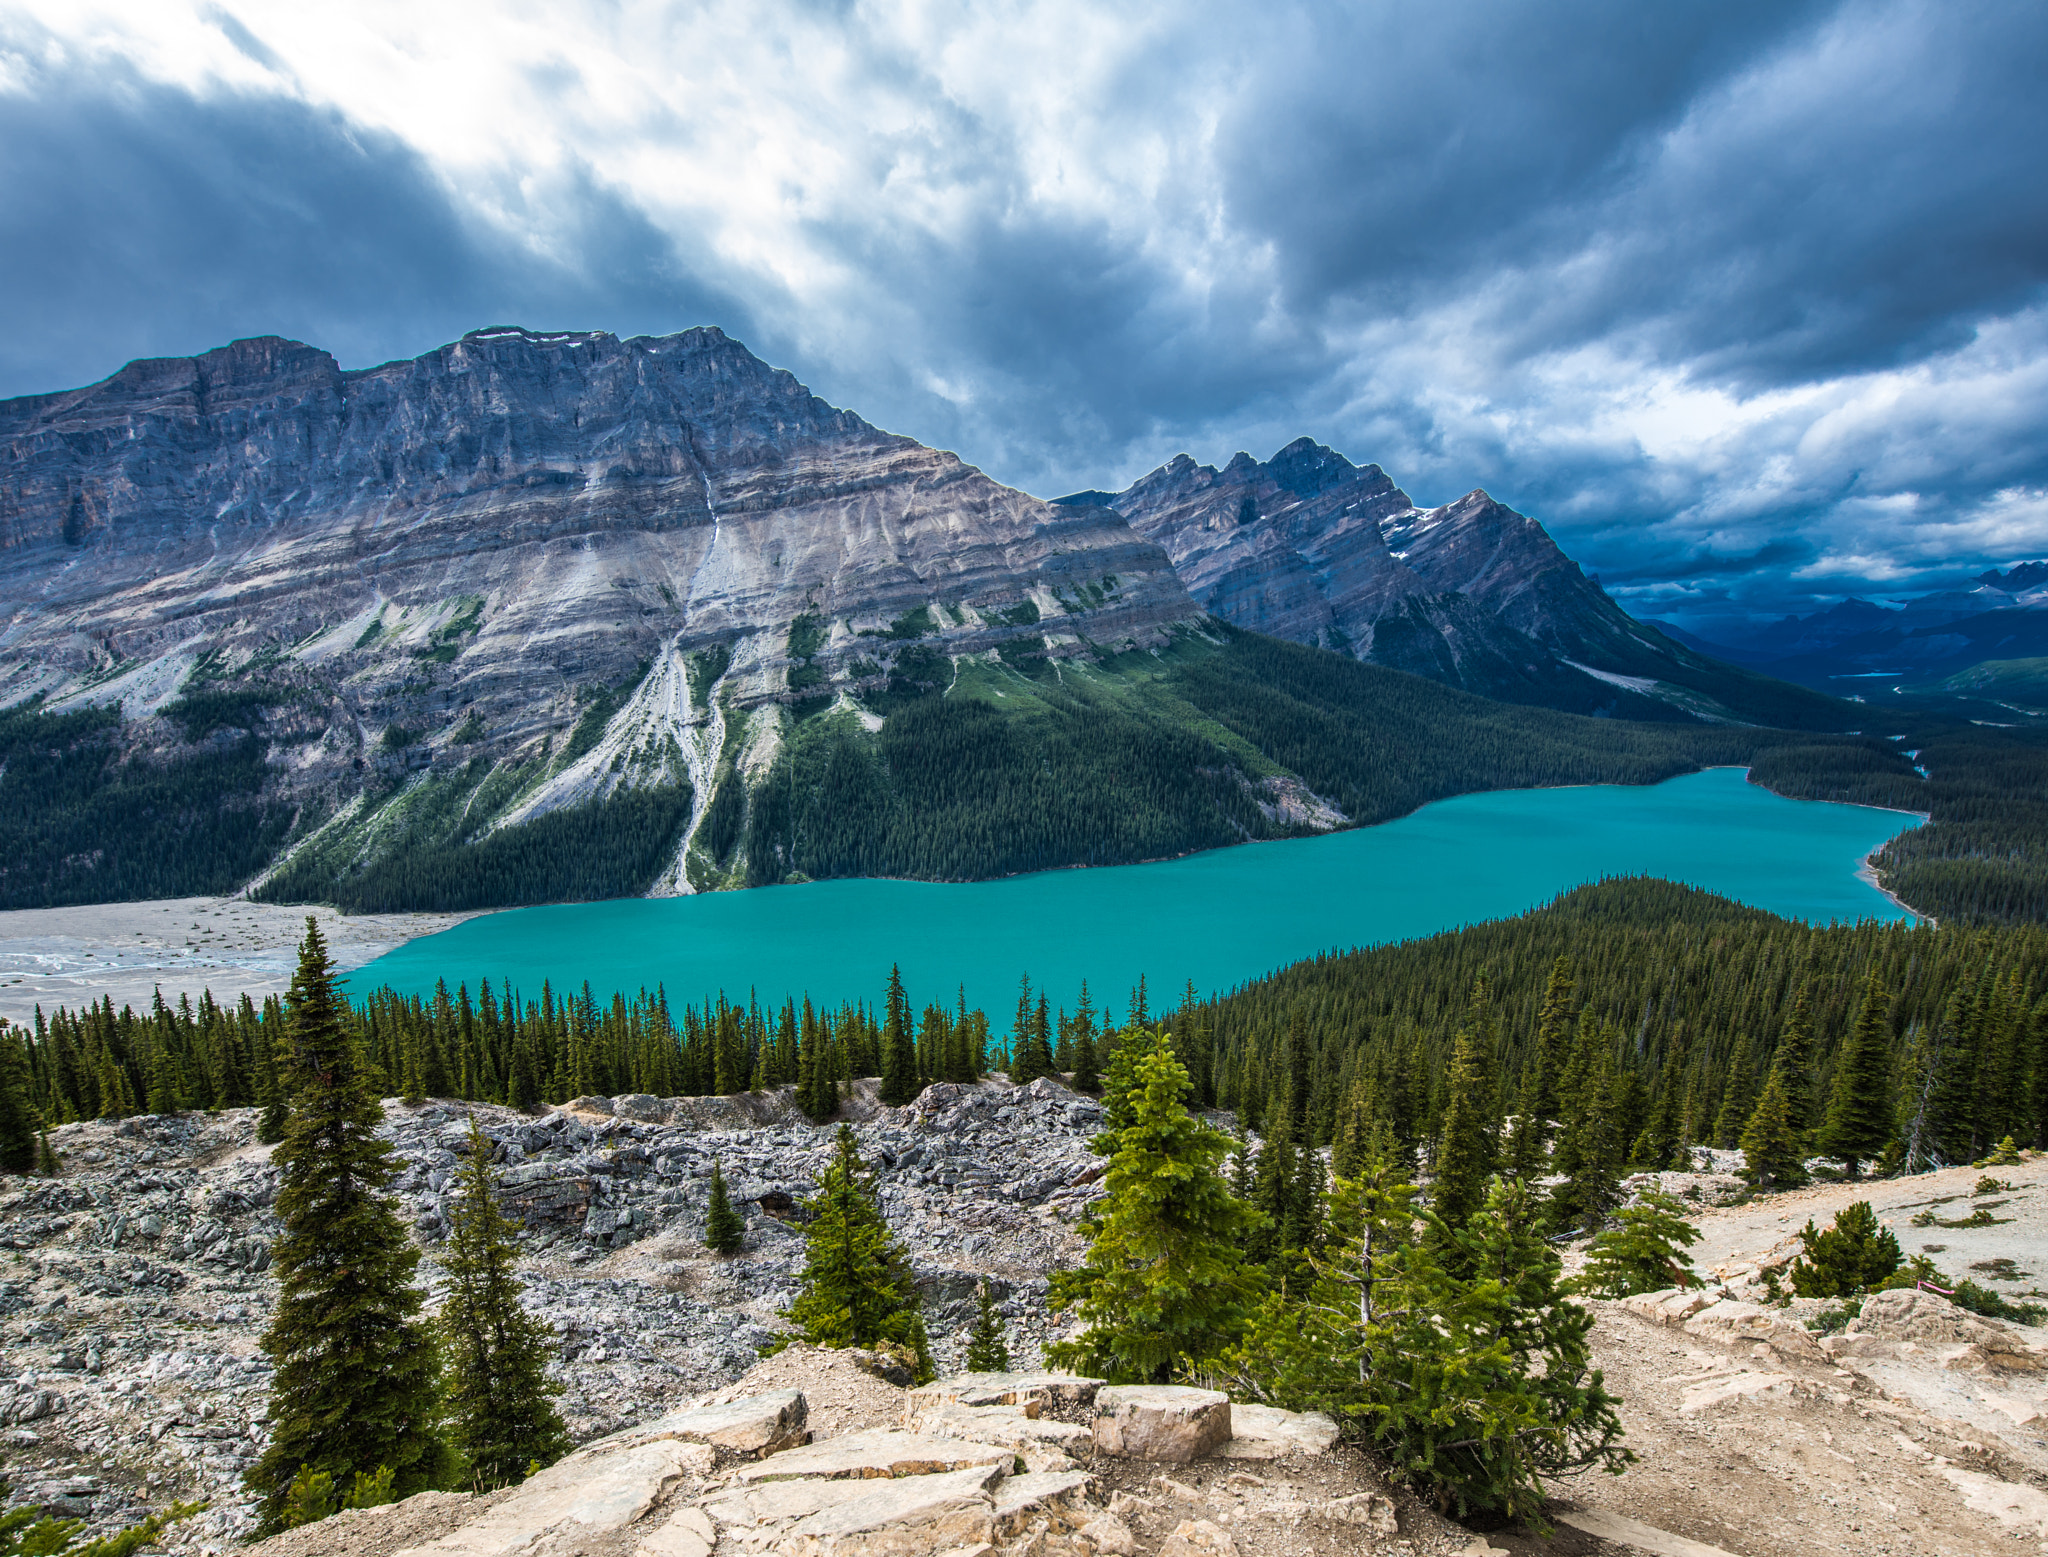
0;326;1849;912
1060;438;1841;727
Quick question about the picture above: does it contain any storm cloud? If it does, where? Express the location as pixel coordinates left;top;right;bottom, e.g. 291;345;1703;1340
2;0;2044;627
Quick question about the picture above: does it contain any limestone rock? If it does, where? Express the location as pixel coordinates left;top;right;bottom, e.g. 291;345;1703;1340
1090;1386;1231;1463
1074;1513;1135;1554
777;1462;1007;1555
639;1388;809;1457
990;1471;1097;1536
735;1429;1014;1483
1322;1490;1399;1534
635;1503;718;1557
910;1372;1104;1419
1214;1403;1338;1460
394;1437;704;1557
1154;1517;1237;1557
1678;1371;1794;1415
1850;1289;2046;1370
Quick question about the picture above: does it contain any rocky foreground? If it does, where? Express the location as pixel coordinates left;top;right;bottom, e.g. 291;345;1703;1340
9;1081;2048;1556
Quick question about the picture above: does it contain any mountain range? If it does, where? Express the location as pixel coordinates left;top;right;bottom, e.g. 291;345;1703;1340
0;325;1856;912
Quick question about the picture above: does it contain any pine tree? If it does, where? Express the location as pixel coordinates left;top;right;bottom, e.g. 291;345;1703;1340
436;1121;571;1491
879;965;916;1106
964;1279;1010;1372
785;1126;929;1377
35;1122;61;1176
1549;1042;1624;1235
704;1159;745;1255
1818;977;1895;1179
1571;1191;1701;1297
1738;1065;1807;1189
1047;1032;1258;1383
246;920;447;1532
0;1028;35;1174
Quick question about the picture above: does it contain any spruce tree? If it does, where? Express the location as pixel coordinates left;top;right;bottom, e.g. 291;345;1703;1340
35;1122;61;1176
1071;1029;1101;1095
1529;955;1575;1120
1549;1044;1624;1235
785;1126;929;1377
1788;1201;1901;1298
964;1279;1010;1372
246;920;447;1532
1818;977;1895;1179
1428;1023;1497;1248
704;1159;745;1255
1711;1031;1759;1149
1738;1065;1808;1189
436;1122;571;1490
1571;1191;1701;1296
0;1028;36;1174
1775;983;1819;1143
879;965;916;1106
1048;1032;1258;1383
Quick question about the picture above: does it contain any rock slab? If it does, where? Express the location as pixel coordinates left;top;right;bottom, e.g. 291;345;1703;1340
1090;1386;1231;1463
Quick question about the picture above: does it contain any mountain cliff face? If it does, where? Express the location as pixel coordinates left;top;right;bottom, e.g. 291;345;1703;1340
0;326;1198;902
1070;439;1841;726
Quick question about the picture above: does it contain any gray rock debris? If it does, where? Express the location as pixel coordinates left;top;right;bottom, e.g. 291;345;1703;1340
0;1076;1111;1550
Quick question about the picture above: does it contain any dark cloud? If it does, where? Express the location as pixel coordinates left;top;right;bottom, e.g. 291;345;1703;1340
0;51;751;397
2;1;2045;622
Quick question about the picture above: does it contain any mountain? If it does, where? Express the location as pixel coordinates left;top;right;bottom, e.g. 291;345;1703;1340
1060;438;1842;728
0;329;1851;913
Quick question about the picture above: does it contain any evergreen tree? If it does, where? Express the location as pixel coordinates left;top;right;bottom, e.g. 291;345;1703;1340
1529;955;1575;1120
0;1028;35;1174
1226;1167;1629;1525
704;1159;745;1255
1789;1201;1901;1298
1428;993;1498;1249
1818;977;1895;1179
35;1122;61;1176
1071;1028;1101;1095
1711;1031;1758;1149
1047;1032;1258;1383
1738;1065;1808;1189
1571;1191;1701;1297
964;1279;1010;1372
879;965;916;1106
1775;983;1819;1143
436;1121;571;1491
246;920;447;1532
0;1478;205;1557
1549;1042;1624;1235
785;1126;930;1378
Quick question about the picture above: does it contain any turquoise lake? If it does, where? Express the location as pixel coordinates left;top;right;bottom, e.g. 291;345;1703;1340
346;767;1921;1017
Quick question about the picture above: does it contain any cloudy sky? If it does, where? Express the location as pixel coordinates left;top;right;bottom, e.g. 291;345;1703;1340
3;1;2044;629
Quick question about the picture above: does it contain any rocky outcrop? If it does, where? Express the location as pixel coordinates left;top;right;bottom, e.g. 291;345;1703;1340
1073;439;1826;723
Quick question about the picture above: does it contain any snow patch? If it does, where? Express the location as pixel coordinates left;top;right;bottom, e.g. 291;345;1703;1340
1561;658;1662;695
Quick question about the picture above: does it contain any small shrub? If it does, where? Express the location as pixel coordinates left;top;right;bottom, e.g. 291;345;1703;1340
1953;1280;2048;1325
1975;1176;2013;1196
1807;1299;1861;1336
1789;1201;1901;1299
345;1465;396;1510
280;1466;336;1530
1975;1136;2023;1168
1570;1191;1701;1297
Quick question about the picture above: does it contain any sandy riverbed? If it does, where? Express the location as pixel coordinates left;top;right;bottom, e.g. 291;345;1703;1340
0;896;483;1022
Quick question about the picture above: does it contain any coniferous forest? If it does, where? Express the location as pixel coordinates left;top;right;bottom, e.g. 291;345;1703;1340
10;878;2043;1188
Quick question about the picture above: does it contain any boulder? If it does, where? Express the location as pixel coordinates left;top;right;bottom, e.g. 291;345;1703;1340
1215;1403;1339;1460
1681;1299;1775;1347
1091;1386;1231;1463
613;1094;673;1124
907;1401;1093;1455
640;1389;810;1458
1850;1288;2046;1370
1323;1491;1399;1534
735;1429;1014;1483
